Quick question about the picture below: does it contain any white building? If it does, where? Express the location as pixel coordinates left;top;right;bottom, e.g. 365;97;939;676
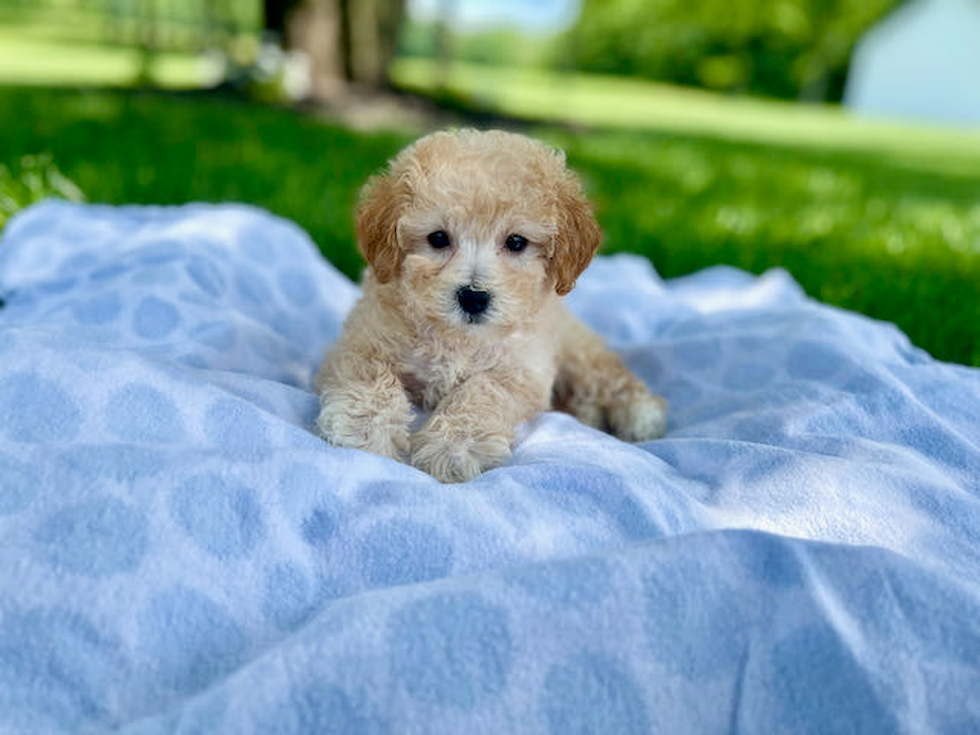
844;0;980;127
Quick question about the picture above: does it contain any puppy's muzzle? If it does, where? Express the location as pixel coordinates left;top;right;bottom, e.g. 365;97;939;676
456;285;491;320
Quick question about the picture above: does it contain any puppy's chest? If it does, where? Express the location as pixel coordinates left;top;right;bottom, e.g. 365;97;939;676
394;331;557;412
396;349;467;411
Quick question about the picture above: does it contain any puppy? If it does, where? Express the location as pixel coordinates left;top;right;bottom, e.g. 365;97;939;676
314;129;667;483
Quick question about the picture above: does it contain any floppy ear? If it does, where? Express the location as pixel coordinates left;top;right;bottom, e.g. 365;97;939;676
355;172;408;284
551;170;602;296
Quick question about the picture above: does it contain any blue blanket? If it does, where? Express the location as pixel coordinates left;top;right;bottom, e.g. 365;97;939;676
1;201;978;734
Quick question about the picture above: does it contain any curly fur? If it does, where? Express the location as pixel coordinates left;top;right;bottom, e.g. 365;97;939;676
315;129;667;482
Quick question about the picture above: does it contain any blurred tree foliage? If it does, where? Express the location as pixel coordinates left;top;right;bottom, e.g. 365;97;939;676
558;0;900;101
398;18;554;69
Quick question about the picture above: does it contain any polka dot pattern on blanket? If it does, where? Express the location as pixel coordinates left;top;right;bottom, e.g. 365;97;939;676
387;592;513;709
33;497;148;577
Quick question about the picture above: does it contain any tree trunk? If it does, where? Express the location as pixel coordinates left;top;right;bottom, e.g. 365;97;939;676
280;0;406;97
350;0;407;87
374;0;407;87
285;0;346;97
434;0;456;90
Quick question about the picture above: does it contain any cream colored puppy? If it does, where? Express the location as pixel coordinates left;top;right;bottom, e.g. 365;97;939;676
315;129;667;483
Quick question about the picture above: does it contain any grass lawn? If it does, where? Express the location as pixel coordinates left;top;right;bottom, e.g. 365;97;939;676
0;29;204;88
0;86;409;279
391;58;980;168
1;80;979;366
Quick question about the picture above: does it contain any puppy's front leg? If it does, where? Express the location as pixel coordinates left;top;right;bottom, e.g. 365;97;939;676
555;313;667;442
411;371;547;483
315;354;412;461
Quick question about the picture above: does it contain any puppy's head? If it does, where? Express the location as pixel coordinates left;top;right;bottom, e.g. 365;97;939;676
356;129;601;332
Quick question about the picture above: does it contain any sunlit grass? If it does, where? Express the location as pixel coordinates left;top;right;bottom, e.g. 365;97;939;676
0;29;206;88
391;58;980;173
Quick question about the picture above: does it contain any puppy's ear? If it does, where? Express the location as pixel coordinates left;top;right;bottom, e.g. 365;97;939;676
356;172;408;284
551;170;602;296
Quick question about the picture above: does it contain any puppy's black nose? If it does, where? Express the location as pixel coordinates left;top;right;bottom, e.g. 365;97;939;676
456;286;491;316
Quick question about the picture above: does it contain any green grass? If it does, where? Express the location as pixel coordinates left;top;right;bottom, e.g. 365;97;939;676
0;29;204;88
392;59;980;168
550;128;980;368
1;83;979;366
1;152;85;226
0;86;409;279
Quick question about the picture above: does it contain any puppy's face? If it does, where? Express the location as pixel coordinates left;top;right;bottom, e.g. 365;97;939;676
356;130;601;335
395;177;558;333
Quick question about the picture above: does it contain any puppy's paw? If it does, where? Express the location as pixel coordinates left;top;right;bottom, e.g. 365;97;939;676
315;395;410;461
411;422;511;483
606;390;668;443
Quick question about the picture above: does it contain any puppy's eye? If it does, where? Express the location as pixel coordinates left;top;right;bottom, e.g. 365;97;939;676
505;234;528;252
427;231;451;249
